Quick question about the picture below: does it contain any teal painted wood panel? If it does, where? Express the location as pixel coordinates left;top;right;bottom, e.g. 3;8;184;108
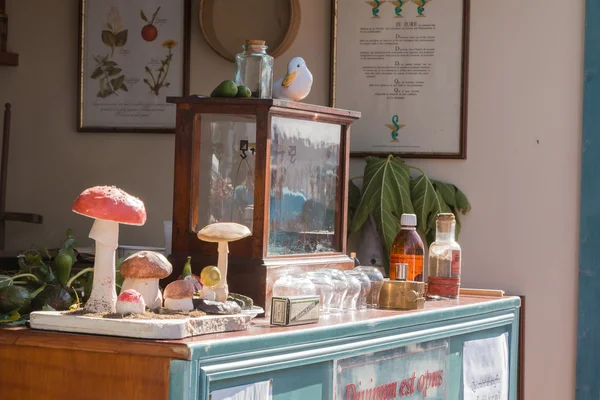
167;298;520;399
201;328;515;399
186;298;520;362
207;362;332;400
170;360;199;400
579;1;600;399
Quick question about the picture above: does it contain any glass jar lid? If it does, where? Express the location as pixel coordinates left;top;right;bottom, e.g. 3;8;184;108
245;40;266;46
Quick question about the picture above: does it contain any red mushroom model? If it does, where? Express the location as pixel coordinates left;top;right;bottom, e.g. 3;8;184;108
116;289;146;315
72;186;147;313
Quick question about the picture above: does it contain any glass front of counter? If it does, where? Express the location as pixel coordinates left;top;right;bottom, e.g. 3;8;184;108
267;116;341;256
195;114;256;232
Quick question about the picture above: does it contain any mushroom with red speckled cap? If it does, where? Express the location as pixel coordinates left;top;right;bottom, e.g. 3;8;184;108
72;186;147;313
116;289;146;315
119;250;172;310
163;279;195;311
197;222;251;302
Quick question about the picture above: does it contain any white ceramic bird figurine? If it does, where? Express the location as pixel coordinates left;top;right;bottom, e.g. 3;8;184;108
273;57;313;102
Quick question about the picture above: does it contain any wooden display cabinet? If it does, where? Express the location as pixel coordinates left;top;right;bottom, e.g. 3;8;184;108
165;97;360;315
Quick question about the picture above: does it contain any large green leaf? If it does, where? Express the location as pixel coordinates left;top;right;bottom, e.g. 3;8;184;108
432;180;456;207
425;188;452;245
350;155;413;250
411;173;441;236
455;186;471;214
451;206;462;238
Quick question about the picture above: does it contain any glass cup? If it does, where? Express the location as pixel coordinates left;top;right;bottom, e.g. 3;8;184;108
302;271;335;315
272;275;317;298
318;269;349;314
341;273;362;312
344;270;371;311
354;266;385;308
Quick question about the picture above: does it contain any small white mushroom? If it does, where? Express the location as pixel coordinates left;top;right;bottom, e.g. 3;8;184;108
115;289;146;315
72;186;147;313
197;223;251;302
163;280;195;311
119;251;172;311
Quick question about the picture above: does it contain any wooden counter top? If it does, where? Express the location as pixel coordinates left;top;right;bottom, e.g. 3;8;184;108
0;295;519;361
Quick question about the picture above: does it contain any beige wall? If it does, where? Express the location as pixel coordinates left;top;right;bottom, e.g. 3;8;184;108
0;0;584;398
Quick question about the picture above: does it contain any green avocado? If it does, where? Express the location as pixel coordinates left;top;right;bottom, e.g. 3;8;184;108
210;80;238;98
0;285;32;314
32;284;73;311
236;85;252;98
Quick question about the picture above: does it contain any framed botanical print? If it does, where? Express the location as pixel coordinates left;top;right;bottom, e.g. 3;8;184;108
78;0;191;133
330;0;470;159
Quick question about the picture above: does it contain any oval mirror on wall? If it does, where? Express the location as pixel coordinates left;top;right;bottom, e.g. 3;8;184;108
199;0;301;63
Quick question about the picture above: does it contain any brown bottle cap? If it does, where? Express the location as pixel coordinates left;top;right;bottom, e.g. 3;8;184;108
245;40;266;46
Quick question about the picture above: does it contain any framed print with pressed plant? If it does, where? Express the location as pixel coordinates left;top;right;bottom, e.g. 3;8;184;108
330;0;470;159
78;0;190;133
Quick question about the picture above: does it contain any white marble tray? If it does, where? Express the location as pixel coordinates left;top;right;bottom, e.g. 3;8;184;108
29;311;253;340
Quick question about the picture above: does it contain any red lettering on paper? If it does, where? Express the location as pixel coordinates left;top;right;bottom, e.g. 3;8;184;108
345;368;445;399
399;379;408;396
417;374;425;392
346;384;357;400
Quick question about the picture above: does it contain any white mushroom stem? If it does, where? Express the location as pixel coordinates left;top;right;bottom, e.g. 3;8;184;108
200;286;216;301
215;241;229;302
164;297;193;312
121;278;162;310
85;219;119;313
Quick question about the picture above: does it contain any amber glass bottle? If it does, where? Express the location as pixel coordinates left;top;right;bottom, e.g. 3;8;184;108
390;214;424;281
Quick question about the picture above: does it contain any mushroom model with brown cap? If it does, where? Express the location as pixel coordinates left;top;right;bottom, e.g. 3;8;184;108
119;250;172;310
197;222;251;302
72;186;147;313
163;279;195;311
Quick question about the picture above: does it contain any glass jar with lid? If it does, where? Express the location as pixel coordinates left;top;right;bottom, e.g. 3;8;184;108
234;40;274;99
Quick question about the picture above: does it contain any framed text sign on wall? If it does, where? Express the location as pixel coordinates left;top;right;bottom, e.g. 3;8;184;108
330;0;470;159
77;0;191;133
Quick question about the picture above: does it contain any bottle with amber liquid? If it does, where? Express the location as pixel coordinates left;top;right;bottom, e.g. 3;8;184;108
428;213;462;299
390;214;424;281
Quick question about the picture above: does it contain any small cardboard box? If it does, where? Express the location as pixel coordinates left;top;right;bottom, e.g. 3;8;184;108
270;295;320;326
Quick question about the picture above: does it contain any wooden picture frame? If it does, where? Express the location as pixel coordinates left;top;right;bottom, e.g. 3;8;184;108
330;0;470;159
199;0;301;63
77;0;191;133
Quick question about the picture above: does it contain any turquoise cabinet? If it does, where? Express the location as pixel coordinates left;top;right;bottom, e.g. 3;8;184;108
169;296;520;400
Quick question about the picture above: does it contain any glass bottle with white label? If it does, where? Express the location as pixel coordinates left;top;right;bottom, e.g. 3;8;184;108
427;213;462;299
